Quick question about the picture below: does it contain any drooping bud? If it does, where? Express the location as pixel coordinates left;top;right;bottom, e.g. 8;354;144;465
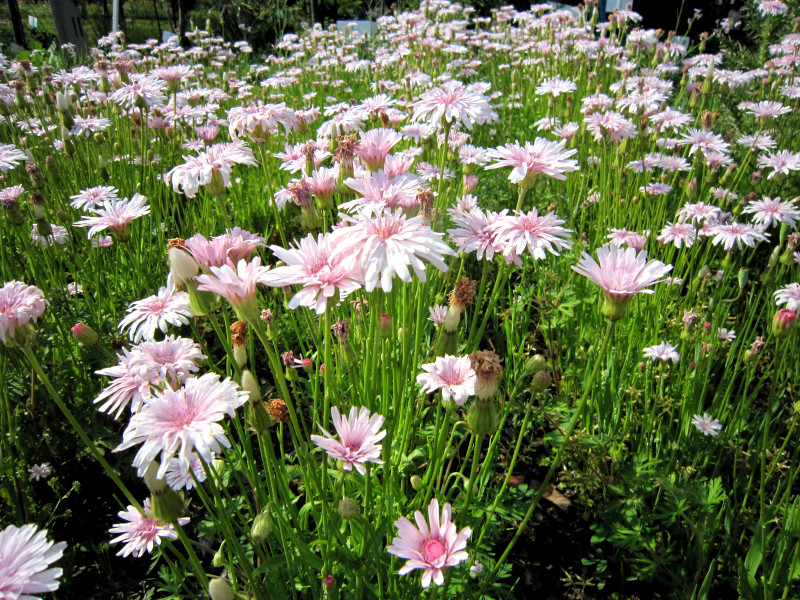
251;508;273;541
773;309;797;338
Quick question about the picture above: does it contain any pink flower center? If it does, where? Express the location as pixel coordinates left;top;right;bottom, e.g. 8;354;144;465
422;539;447;563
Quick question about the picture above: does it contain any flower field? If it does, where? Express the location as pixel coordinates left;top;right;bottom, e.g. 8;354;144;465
2;1;800;598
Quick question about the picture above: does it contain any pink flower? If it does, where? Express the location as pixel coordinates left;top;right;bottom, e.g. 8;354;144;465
196;257;270;322
428;305;448;326
757;149;800;179
259;233;362;315
109;498;189;558
355;128;402;170
310;406;386;475
118;284;193;343
73;194;150;242
489;209;573;261
114;373;248;478
411;80;496;130
775;282;800;311
164;142;257;198
386;499;471;588
0;524;65;598
227;103;298;142
0;280;46;347
642;341;680;363
691;413;722;436
742;196;800;229
571;245;672;320
69;185;119;211
657;222;697;248
484;138;579;188
333;210;455;293
109;77;166;109
447;208;508;261
0;144;28;173
708;222;769;251
417;355;477;406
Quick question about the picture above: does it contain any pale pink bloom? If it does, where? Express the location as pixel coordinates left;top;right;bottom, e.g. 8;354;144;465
0;184;25;205
485;138;578;187
490;209;573;261
150;65;194;86
260;233;362;315
657;156;691;172
355;128;402;170
448;208;508;261
757;0;788;16
69;185;119;211
308;164;340;203
118;284;193;343
183;229;264;270
708;222;769;251
411;80;496;130
747;100;791;119
743;196;799;229
274;142;331;174
310;406;386;475
774;282;800;311
691;413;722;436
357;93;397;115
383;153;415;179
115;373;248;478
679;129;730;156
401;123;435;142
0;524;65;597
333;210;456;293
718;328;736;341
387;499;471;588
31;224;68;246
28;463;52;481
757;149;800;179
109;77;167;109
70;116;112;137
643;341;680;363
571;245;672;311
535;76;577;96
196;257;270;321
640;182;673;195
342;171;421;215
650;108;692;131
737;133;776;151
227;103;298;142
677;202;721;224
164;142;257;198
657;222;697;248
417;355;477;406
73;194;150;240
0;144;28;172
109;498;189;558
458;144;488;167
0;280;46;347
94;353;151;418
584;112;637;142
428;305;447;326
165;451;209;490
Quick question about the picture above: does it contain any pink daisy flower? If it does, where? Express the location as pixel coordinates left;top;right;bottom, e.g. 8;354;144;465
0;144;28;173
165;451;209;491
386;499;471;588
657;223;697;248
708;222;769;251
333;210;456;293
114;373;248;478
747;100;791;119
355;128;403;170
447;207;508;262
260;233;362;315
742;196;800;229
774;283;800;311
109;77;167;110
678;129;730;156
0;280;47;348
691;413;722;436
310;406;386;475
484;138;579;188
417;355;477;406
642;341;680;363
164;142;257;198
0;524;65;598
428;305;448;326
69;186;120;211
118;284;193;343
227;103;298;142
73;194;150;242
109;498;189;558
571;245;672;320
757;0;788;16
196;257;270;322
757;149;800;179
489;209;573;261
411;80;496;130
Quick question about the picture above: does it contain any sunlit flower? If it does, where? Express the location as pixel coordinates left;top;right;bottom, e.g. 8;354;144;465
387;499;471;588
708;222;769;251
571;245;672;320
196;257;269;322
73;194;150;241
118;284;193;343
642;341;680;363
428;305;448;326
310;406;386;475
485;138;579;188
742;196;799;229
489;209;573;261
164;142;257;198
0;524;65;598
115;373;248;478
417;355;477;406
0;144;28;173
0;280;47;347
69;186;120;211
355;128;402;170
109;498;189;558
411;80;496;130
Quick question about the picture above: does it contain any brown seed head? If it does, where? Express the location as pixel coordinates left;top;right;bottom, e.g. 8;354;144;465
167;237;186;250
266;398;289;423
230;321;247;348
450;278;478;310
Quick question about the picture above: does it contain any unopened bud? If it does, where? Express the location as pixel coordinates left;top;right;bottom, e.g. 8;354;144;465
212;541;226;567
524;354;547;375
410;475;423;491
338;497;359;520
531;369;552;394
167;246;199;287
251;509;273;541
209;578;236;600
71;322;99;346
773;309;797;338
467;400;499;436
378;314;392;338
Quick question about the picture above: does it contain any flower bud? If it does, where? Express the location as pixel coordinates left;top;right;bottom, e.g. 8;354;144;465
209;578;236;600
410;475;423;491
773;309;797;338
212;541;226;567
467;400;499;436
150;487;185;524
168;246;199;287
251;509;273;541
231;321;248;367
378;314;392;338
531;369;552;394
524;354;547;376
337;497;359;520
247;401;276;433
241;370;260;403
71;322;99;346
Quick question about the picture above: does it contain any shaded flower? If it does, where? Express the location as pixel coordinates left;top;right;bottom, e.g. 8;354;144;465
28;463;52;481
0;524;65;598
109;498;189;558
0;280;46;347
691;413;722;436
196;257;269;322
